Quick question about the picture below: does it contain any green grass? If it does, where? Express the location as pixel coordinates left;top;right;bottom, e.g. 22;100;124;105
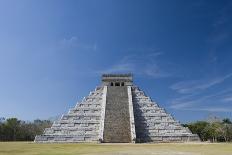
0;142;231;155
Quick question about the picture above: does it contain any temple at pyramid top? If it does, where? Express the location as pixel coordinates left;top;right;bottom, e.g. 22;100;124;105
102;73;133;86
35;73;200;143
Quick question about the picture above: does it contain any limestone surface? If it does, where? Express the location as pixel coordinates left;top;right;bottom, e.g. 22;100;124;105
35;74;200;143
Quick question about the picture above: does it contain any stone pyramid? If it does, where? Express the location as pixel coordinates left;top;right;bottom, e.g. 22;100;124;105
35;74;200;143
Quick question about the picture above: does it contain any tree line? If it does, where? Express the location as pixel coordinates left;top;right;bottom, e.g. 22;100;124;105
0;118;52;141
183;118;232;142
0;117;232;142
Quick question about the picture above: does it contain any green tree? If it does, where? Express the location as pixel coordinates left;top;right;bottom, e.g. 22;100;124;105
221;118;232;142
188;121;209;141
0;118;52;141
222;118;232;124
4;118;20;141
203;122;223;142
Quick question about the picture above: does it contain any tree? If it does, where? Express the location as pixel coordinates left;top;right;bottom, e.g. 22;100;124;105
4;118;20;141
221;118;232;142
222;118;232;124
0;118;52;141
187;121;209;141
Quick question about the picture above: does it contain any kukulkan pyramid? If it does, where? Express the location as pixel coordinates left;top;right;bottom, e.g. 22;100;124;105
35;74;200;143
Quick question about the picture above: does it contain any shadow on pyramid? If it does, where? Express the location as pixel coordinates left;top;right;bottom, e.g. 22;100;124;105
35;74;200;143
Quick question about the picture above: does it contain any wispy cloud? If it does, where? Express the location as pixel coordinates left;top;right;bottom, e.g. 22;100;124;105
98;49;172;78
60;36;97;51
170;93;216;110
185;107;232;112
200;107;232;112
171;103;232;112
169;102;193;109
169;87;232;112
221;96;232;102
100;63;135;73
170;73;232;94
144;64;171;78
169;2;232;113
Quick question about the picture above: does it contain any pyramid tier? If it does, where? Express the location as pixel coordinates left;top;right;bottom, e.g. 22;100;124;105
132;86;200;142
35;80;200;143
35;87;105;143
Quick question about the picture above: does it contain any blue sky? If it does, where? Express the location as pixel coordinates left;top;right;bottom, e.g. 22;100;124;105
0;0;232;123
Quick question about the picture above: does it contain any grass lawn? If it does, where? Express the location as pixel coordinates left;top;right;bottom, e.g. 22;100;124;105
0;142;231;155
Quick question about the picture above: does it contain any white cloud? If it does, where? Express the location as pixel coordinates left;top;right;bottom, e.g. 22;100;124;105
60;36;97;51
198;107;232;112
170;73;232;94
98;50;172;78
61;36;78;45
169;102;193;109
222;96;232;102
169;88;232;112
144;64;170;78
99;63;135;74
172;106;232;112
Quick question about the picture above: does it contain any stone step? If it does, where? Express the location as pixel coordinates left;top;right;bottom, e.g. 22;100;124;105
70;107;102;111
103;86;131;143
35;135;99;142
50;127;99;131
57;120;100;124
44;129;98;136
61;114;101;118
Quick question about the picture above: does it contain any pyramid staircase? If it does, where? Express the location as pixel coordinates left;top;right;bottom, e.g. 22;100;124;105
35;74;200;143
103;86;131;142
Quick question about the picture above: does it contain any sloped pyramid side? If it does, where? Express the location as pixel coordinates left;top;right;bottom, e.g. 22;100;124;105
132;86;200;142
35;86;106;143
